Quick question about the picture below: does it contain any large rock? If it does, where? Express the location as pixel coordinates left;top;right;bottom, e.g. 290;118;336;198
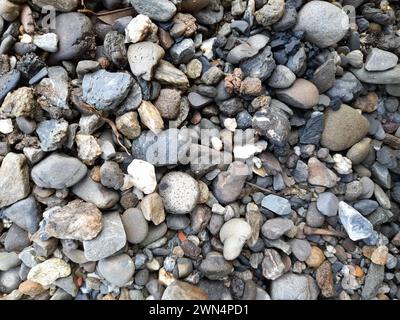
159;172;199;214
365;48;398;72
130;0;176;22
270;273;319;300
83;212;126;261
49;13;95;63
27;258;71;286
82;70;133;111
276;79;319;109
43;200;103;241
294;1;349;48
350;65;400;84
321;104;369;151
0;153;30;208
31;153;87;189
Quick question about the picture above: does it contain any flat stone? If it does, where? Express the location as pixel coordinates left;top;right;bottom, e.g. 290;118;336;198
161;281;208;300
140;193;165;225
154;60;189;90
0;70;20;102
326;72;363;103
351;65;400;84
137;101;164;134
270;273;319;300
198;251;233;280
311;59;336;93
3;196;40;233
261;195;292;215
365;48;398;71
262;218;294;240
361;263;384;299
43;200;102;241
98;254;135;287
267;65;296;89
346;138;371;165
83;212;126;261
276;79;319;109
316;192;339;217
121;208;148;244
0;152;30;208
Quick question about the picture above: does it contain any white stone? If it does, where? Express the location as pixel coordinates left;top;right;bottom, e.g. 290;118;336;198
120;174;135;191
20;34;32;43
333;153;352;175
125;14;157;44
127;159;157;194
211;136;223;151
234;144;257;160
33;33;58;52
224;118;237;132
200;37;216;60
0;119;13;134
219;218;252;260
27;258;71;286
338;201;374;241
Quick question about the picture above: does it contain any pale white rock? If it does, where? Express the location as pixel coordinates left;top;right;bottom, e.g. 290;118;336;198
234;144;257;160
138;101;164;134
211;137;223;151
27;258;71;286
219;218;252;260
33;33;58;52
338;201;374;241
200;37;216;59
224;118;237;132
75;134;102;166
127;159;157;194
212;203;225;215
125;14;157;44
20;34;32;43
333;154;352;175
120;174;135;191
0;119;13;134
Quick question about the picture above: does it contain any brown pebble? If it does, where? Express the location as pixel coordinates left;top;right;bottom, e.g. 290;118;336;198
305;246;325;268
371;245;388;266
90;166;101;182
353;92;378;113
19;280;46;297
316;260;334;298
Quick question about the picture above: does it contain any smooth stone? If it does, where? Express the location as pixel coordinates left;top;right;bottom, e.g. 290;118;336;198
31;154;87;189
290;239;312;262
0;267;21;294
270;273;319;300
276;79;319;109
261;195;292;215
121;208;148;244
194;5;224;25
346;138;371;165
154;88;181;120
3;196;40;233
351;65;400;84
154;60;189;90
98;254;135;287
306;202;325;228
219;218;252;261
130;0;176;22
83;212;126;261
267;65;296;89
82;70;132;111
198;252;233;280
4;224;31;252
262;218;294;240
321;104;369;151
159;172;199;214
365;48;398;72
170;38;195;65
353;200;379;216
316;192;339;217
338;201;374;241
294;1;349;48
127;159;157;194
166;215;190;230
0;252;20;271
72;175;119;209
226;34;270;64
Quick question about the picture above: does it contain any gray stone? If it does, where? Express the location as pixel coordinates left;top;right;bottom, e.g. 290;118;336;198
194;5;224;25
270;273;319;300
128;42;165;81
261;195;291;215
54;276;78;297
166;215;190;230
4;224;31;252
353;200;379;216
130;0;176;22
33;33;58;52
371;162;391;189
83;212;126;261
36;119;69;152
0;267;21;294
98;254;135;287
3;196;40;233
316;192;338;217
306;202;325;228
72;175;119;209
262;248;285;280
99;161;124;190
226;34;269;64
31;153;87;189
294;1;349;48
311;59;337;93
170;38;195;64
32;0;79;12
121;208;149;244
326;72;363;103
0;252;20;271
267;65;296;89
82;70;133;111
351;65;400;84
262;218;294;240
361;263;384;299
290;239;311;262
198;252;233;280
103;31;127;68
365;48;398;72
159;172;199;214
338;201;374;241
0;153;30;209
276;79;320;109
240;46;276;81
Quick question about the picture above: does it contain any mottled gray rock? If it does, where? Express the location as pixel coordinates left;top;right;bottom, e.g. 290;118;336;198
361;263;384;299
351;65;400;84
316;192;338;217
82;70;133;111
311;59;336;93
255;0;285;27
3;196;39;233
4;224;31;252
72;175;120;209
226;34;269;65
32;0;79;12
83;212;126;261
261;195;291;215
31;153;87;189
36;119;69;152
99;161;124;190
240;46;276;81
262;218;294;240
262;248;285;280
306;202;325;228
130;0;176;22
98;254;135;287
268;65;296;89
170;38;195;64
294;1;349;48
326;72;363;102
270;273;319;300
365;48;398;72
198;252;233;280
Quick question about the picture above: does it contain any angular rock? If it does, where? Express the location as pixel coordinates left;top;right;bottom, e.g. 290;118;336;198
130;0;176;22
27;258;71;287
365;48;398;72
270;273;319;300
3;196;40;233
198;252;233;280
338;201;374;241
127;42;164;81
262;249;285;280
307;157;338;188
36;119;69;152
261;195;292;216
127;159;157;194
162;281;208;300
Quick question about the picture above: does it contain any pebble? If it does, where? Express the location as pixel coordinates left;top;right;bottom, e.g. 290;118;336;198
290;239;312;262
98;254;135;287
0;70;20;102
83;212;126;261
125;14;155;44
121;208;148;244
338;201;374;241
361;263;384;299
31;153;87;189
306;203;325;228
154;88;181;120
240;46;276;81
130;0;176;22
18;280;45;297
170;38;195;65
127;42;164;81
0;252;20;271
33;33;58;52
36;119;69;152
261;195;292;216
262;248;285;280
127;159;157;195
262;217;294;240
316;261;334;298
32;0;78;12
316;192;339;217
276;79;319;109
333;154;353;175
226;34;269;64
267;65;296;89
161;281;208;300
365;48;398;72
75;134;102;166
294;1;349;48
159;172;199;214
255;0;285;27
43;200;102;241
154;60;190;90
306;246;326;268
270;273;319;300
371;246;389;266
198;252;233;280
219;218;252;261
0;268;21;294
307;157;338;188
137;101;164;134
27;258;71;287
351;65;400;85
100;161;124;190
321;104;370;151
0;153;30;208
140;193;165;225
346;138;371;165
